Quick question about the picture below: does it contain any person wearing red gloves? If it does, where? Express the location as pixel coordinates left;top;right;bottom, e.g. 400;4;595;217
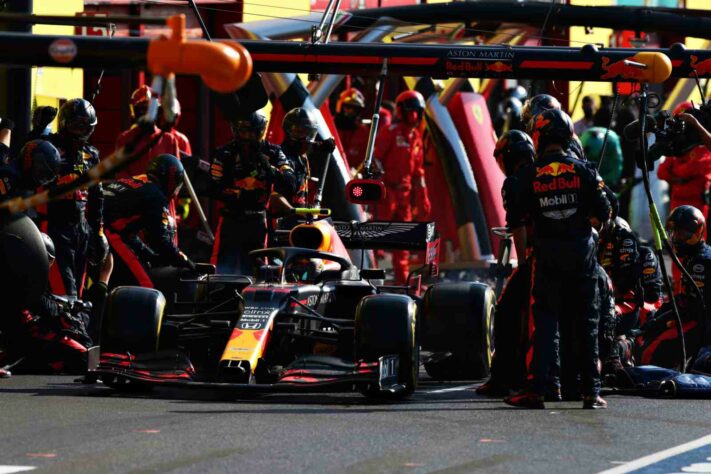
374;90;431;284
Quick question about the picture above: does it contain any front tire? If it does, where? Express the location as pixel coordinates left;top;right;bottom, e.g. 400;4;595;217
355;294;418;398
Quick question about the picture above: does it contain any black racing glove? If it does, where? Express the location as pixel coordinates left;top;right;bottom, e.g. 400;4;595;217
88;233;110;266
0;117;15;132
257;153;277;179
31;106;57;132
313;137;336;155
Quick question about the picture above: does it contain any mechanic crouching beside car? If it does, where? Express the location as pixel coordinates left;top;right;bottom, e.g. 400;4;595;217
503;109;611;410
103;154;195;289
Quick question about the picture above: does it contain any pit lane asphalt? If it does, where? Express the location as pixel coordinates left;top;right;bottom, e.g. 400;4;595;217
1;375;709;474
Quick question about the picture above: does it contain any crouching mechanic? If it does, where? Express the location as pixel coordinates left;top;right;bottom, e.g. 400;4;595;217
210;112;296;274
504;109;611;409
374;90;431;284
634;205;711;368
477;130;536;396
7;233;92;374
103;154;195;289
597;217;664;371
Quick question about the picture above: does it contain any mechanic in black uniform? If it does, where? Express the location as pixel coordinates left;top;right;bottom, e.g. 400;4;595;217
41;98;106;297
103;154;194;289
280;107;336;209
634;205;711;369
504;109;611;409
6;233;92;374
210;111;296;274
477;129;536;396
0;117;18;201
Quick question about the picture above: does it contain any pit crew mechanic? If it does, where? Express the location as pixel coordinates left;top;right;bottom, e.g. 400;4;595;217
103;154;195;289
634;205;711;368
477;129;536;396
280;107;335;208
210;111;297;274
334;87;369;169
504;109;611;410
42;98;107;297
373;90;432;285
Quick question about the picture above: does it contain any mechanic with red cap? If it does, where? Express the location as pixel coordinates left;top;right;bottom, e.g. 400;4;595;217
115;85;181;179
335;87;369;169
373;90;431;285
504;109;611;409
210;111;296;274
634;205;711;369
103;154;195;289
41;99;107;297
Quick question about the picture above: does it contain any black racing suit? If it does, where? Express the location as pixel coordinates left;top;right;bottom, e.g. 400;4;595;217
280;141;311;208
210;141;296;274
598;219;643;336
41;133;103;297
103;176;186;288
506;150;611;397
635;242;711;368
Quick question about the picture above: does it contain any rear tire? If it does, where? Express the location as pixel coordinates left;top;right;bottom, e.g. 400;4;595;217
422;282;495;380
101;286;165;354
355;294;418;398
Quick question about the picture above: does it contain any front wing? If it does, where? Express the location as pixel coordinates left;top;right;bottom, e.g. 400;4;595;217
92;350;401;393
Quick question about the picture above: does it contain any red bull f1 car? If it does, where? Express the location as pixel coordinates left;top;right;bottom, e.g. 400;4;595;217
90;210;495;399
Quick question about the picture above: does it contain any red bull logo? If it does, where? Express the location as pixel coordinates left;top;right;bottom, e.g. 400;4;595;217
533;175;580;193
485;61;514;73
690;55;711;77
535;162;575;178
600;55;646;80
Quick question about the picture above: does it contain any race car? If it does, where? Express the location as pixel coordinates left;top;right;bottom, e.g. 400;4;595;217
91;200;495;399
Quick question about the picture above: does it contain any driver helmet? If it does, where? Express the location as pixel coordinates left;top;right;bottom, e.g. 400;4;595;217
285;257;325;284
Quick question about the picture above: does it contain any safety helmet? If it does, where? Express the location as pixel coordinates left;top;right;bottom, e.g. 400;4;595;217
522;94;562;130
529;108;574;154
130;85;154;120
494;130;535;177
336;88;366;114
506;85;528;103
666;205;706;253
580;126;622;165
19;139;61;187
40;232;55;263
230;111;268;142
58;98;97;141
282;107;318;143
396;90;426;124
147;153;185;197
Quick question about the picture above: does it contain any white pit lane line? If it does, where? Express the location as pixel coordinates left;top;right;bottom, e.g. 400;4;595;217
597;434;711;474
0;467;36;474
423;384;478;394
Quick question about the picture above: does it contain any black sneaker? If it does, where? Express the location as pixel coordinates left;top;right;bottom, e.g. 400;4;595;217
545;386;562;402
504;391;545;409
582;395;607;409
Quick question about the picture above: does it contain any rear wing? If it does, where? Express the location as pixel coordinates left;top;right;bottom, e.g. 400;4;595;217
333;220;439;265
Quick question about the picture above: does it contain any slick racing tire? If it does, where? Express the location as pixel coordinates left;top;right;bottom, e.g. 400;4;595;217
421;282;495;380
355;294;418;398
101;286;166;354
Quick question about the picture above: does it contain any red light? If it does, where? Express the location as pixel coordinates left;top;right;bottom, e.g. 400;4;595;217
352;186;363;197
